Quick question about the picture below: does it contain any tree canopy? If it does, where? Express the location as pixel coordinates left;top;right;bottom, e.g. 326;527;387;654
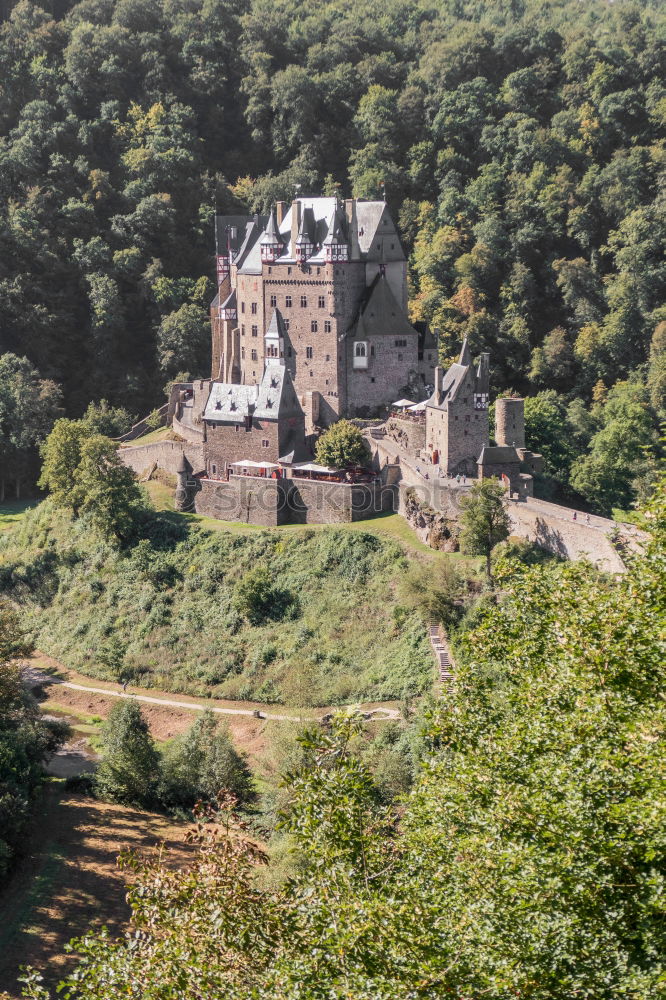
315;419;371;469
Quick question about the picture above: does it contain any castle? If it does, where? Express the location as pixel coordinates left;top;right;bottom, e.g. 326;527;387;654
115;194;639;569
211;197;437;426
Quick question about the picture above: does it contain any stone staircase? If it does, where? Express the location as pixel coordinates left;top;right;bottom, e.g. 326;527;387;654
428;622;454;684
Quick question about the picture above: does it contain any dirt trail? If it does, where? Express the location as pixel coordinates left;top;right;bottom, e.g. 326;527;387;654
23;656;401;724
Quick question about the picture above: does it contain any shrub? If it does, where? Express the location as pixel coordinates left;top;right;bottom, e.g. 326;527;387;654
95;700;160;807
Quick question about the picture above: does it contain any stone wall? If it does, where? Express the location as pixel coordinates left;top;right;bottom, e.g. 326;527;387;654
384;416;426;455
284;478;395;524
194;476;283;526
119;440;205;477
115;404;168;443
191;474;395;527
508;499;644;574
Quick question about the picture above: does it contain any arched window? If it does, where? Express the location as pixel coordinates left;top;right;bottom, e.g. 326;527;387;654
355;342;366;358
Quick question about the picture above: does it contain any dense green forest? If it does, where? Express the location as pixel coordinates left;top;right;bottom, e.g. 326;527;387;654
0;0;664;510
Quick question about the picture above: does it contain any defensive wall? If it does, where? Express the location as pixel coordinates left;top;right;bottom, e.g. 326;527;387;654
119;439;205;478
115;403;168;443
369;431;644;572
189;474;396;526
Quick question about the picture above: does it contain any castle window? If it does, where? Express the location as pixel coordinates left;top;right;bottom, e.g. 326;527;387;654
318;295;325;308
241;347;245;359
241;324;245;336
262;439;269;448
270;294;277;307
287;267;292;275
325;354;330;361
241;302;245;313
395;339;407;347
370;345;375;356
251;349;258;361
300;295;307;307
251;302;257;315
353;341;368;370
310;370;313;377
324;320;331;333
251;325;258;337
212;464;216;474
306;346;313;359
284;319;290;330
311;320;318;333
370;377;375;383
235;425;240;432
285;295;292;307
398;353;403;361
317;267;321;275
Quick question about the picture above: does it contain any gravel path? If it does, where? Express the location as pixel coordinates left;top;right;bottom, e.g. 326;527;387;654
23;666;400;723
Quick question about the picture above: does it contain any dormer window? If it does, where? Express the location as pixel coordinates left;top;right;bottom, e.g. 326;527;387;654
215;401;222;410
261;242;280;263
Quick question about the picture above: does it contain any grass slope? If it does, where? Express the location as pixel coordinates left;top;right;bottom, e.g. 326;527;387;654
0;503;435;706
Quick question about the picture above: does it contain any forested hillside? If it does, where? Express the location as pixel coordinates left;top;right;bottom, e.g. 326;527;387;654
0;0;664;510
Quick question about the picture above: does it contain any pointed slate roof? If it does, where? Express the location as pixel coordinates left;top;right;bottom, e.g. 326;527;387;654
260;206;284;247
264;308;288;340
254;365;302;419
322;206;348;246
349;273;418;341
459;338;471;366
220;288;236;311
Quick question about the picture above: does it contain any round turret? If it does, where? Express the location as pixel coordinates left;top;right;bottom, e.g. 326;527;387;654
495;397;525;449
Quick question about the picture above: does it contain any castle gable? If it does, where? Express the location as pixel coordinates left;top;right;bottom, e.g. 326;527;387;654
349;274;417;340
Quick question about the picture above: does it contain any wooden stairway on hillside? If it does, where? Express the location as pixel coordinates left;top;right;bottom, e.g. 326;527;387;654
428;622;455;684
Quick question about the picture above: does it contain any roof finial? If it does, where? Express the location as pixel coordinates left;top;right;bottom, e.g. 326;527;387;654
459;337;471;367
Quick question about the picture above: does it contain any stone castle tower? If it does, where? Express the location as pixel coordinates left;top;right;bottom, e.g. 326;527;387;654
424;340;490;475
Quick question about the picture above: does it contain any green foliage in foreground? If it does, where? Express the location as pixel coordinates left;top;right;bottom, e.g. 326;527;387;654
0;504;434;705
14;479;664;1000
0;604;67;879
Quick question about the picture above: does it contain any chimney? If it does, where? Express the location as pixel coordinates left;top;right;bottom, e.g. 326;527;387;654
276;200;286;225
290;200;301;255
344;198;361;261
434;366;443;403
